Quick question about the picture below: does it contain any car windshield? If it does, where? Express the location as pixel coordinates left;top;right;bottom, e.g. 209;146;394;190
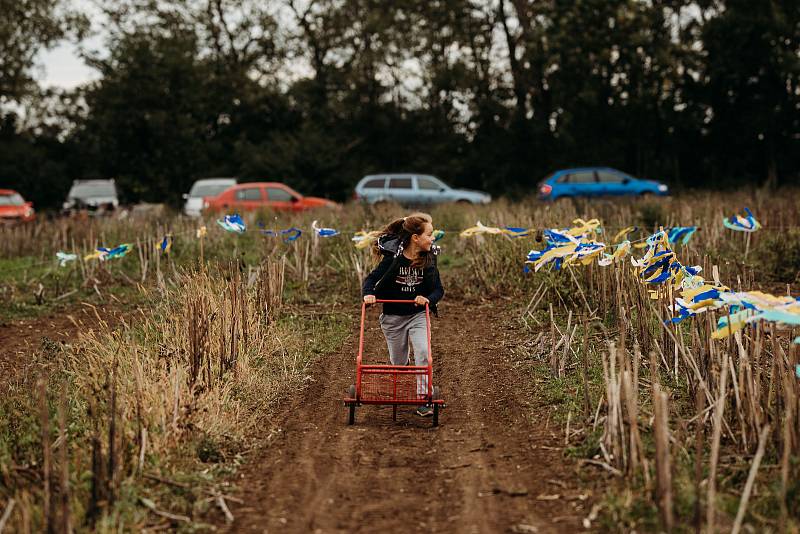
189;183;233;197
69;182;116;198
0;194;24;206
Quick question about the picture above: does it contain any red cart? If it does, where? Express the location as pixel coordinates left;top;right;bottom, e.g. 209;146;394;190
344;299;444;427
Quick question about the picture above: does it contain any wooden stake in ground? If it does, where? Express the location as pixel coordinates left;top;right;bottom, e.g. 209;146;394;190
622;369;642;476
731;424;770;534
653;384;673;532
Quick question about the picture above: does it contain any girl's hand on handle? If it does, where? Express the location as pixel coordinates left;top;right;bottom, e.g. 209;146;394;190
364;295;376;305
414;296;429;306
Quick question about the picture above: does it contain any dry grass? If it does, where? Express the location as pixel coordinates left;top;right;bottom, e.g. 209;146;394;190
0;259;350;531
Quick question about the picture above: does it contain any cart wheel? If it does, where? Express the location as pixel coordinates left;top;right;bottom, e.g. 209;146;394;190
348;385;356;425
432;386;441;400
392;404;397;422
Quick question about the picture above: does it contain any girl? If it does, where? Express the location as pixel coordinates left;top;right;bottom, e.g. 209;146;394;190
362;213;444;417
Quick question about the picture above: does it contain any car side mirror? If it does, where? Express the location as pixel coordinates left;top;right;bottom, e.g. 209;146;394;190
439;188;446;192
621;178;630;185
291;196;300;202
182;193;189;200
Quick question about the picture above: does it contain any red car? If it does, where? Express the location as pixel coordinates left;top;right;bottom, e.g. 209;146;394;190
203;182;338;213
0;189;36;225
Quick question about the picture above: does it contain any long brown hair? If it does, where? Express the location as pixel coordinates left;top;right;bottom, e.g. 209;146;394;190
373;212;433;268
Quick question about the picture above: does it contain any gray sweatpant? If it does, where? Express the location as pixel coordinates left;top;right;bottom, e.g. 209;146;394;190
379;311;430;397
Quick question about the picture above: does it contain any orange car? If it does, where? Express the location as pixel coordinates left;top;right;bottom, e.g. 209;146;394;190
0;189;36;224
203;182;337;213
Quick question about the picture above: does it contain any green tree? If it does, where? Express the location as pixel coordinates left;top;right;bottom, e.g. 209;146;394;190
702;0;800;187
0;0;88;104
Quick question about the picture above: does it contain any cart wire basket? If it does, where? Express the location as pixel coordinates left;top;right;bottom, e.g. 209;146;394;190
343;299;444;427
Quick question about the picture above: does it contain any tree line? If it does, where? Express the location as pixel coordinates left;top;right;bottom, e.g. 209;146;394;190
1;0;799;209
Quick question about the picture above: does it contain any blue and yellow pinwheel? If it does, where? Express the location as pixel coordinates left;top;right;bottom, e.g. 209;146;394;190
723;208;761;232
312;220;339;237
217;214;246;233
667;226;698;245
84;243;134;262
157;235;173;254
460;221;530;238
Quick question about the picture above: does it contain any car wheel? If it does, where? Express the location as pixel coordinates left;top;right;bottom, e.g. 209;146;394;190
640;192;654;199
456;199;472;205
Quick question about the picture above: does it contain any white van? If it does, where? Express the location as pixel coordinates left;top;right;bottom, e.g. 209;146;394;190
183;177;237;217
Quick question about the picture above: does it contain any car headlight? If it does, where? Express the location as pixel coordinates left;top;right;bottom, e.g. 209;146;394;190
658;184;668;192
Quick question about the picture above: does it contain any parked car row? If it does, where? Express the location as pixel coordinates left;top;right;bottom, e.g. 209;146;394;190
1;179;121;225
1;167;670;224
181;173;490;216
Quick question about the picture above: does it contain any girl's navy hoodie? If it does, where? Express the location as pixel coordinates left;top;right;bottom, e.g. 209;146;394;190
362;235;444;316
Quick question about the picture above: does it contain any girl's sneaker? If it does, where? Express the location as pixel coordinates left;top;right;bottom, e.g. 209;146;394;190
415;405;434;417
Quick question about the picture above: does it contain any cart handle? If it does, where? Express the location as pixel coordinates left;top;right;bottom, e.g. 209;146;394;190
370;299;427;303
357;299;433;399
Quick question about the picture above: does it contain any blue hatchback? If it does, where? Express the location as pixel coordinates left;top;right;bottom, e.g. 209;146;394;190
538;167;669;200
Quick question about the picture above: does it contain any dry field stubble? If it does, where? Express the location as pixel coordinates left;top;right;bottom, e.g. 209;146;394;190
0;191;799;531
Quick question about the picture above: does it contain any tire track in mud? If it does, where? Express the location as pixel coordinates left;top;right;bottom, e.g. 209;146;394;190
225;302;590;533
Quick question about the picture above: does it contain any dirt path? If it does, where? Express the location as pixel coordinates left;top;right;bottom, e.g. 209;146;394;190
225;301;591;533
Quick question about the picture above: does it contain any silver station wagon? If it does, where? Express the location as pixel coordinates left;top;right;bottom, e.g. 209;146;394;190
354;173;491;205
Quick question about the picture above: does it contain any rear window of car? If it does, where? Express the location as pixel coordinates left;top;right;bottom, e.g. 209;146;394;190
235;187;263;201
69;182;117;198
190;182;234;197
389;177;413;189
417;177;441;190
266;188;294;201
0;194;24;206
362;178;385;189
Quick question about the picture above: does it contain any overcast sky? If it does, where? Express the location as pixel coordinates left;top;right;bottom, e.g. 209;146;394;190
37;42;99;89
35;0;103;90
